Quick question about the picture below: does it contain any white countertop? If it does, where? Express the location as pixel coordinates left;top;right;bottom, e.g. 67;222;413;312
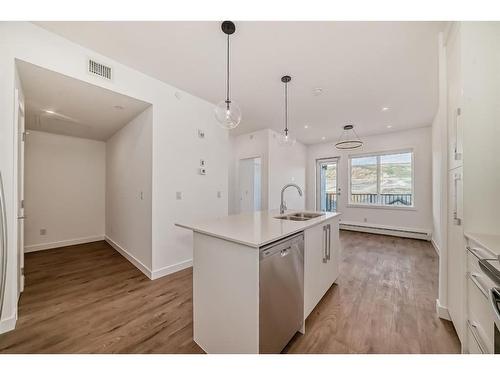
465;232;500;257
176;210;341;248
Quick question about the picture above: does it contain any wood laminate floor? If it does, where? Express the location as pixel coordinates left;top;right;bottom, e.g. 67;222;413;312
0;231;460;354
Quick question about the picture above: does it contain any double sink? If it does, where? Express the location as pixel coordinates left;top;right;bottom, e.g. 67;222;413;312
275;212;324;222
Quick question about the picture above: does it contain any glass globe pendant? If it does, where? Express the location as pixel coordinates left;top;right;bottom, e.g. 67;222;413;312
214;21;242;130
214;99;242;130
278;75;296;146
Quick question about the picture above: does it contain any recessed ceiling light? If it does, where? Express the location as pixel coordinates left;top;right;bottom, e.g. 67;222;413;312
321;136;326;140
113;105;124;110
386;125;393;129
304;124;309;129
381;107;390;112
44;110;55;114
312;88;323;96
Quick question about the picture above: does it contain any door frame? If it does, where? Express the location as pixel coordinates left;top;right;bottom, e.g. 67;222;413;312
237;156;262;214
315;157;340;212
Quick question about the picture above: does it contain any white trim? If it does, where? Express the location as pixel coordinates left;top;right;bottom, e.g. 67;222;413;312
0;314;17;334
340;220;431;240
24;235;105;253
431;238;440;255
436;299;451;320
151;259;193;280
104;236;152;279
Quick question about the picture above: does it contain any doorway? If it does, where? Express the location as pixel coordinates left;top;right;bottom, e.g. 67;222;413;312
238;157;262;213
316;158;339;212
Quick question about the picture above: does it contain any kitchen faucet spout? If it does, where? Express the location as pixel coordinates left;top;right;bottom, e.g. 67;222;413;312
280;183;303;214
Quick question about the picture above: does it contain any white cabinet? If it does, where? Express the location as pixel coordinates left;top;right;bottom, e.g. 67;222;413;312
304;217;340;318
447;168;465;343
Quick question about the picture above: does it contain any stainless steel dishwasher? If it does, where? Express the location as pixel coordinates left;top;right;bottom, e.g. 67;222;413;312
259;232;304;353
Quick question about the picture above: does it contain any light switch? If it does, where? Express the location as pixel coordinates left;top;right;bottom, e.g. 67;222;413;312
200;159;206;167
176;191;182;200
198;129;205;139
199;168;206;175
217;191;222;198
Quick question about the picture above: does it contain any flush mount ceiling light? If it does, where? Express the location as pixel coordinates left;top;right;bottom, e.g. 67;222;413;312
44;109;55;114
214;21;242;130
335;124;364;150
278;75;296;147
381;107;390;112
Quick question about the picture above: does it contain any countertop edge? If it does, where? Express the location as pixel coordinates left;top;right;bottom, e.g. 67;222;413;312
175;212;341;248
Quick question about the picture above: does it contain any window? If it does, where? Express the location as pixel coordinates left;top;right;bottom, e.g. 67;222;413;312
349;150;413;207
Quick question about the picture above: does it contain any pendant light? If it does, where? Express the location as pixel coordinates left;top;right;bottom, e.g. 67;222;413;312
278;75;296;146
335;124;363;150
214;21;242;129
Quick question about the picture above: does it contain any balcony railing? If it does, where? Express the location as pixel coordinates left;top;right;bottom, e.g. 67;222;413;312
323;192;412;212
350;193;412;206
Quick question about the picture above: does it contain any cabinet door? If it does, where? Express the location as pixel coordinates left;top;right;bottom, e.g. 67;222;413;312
447;168;465;344
304;223;329;318
447;24;463;170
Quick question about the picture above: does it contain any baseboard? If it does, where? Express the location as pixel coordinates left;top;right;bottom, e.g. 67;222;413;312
0;314;17;334
105;236;153;279
436;299;451;320
151;259;193;280
340;221;431;240
431;238;440;255
24;235;105;253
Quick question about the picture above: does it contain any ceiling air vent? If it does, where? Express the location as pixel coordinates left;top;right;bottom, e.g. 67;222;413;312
88;59;112;80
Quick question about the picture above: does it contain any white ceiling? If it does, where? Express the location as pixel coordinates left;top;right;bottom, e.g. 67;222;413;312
34;21;444;144
17;60;151;141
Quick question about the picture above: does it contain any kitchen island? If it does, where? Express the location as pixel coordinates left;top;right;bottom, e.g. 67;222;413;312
176;210;341;354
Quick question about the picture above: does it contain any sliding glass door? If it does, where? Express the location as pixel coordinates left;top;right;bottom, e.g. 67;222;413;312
316;158;339;212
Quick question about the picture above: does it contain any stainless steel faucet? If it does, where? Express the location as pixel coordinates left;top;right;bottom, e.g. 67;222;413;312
280;183;303;214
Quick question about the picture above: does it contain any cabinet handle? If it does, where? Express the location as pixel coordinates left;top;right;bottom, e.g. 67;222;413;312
322;225;327;263
467;320;487;354
453;172;462;225
326;224;331;261
466;246;496;260
454;107;462;161
469;272;489;299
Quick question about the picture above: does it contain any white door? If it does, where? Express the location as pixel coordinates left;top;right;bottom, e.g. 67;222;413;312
316;158;339;212
16;90;25;296
238;157;262;213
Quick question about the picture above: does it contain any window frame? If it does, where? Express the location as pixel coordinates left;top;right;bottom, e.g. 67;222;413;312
347;148;415;210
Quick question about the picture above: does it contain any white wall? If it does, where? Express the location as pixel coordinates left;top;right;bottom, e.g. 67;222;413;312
24;131;105;251
306;127;433;233
106;107;152;272
0;22;229;331
228;129;307;214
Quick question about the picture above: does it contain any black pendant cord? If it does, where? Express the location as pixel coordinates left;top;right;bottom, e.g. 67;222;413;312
284;81;288;136
226;34;230;109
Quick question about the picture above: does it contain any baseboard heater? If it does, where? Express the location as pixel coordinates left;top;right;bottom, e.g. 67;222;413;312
339;222;431;240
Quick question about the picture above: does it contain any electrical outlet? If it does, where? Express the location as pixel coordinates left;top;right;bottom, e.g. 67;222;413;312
140;191;144;200
198;129;205;139
176;191;182;200
363;218;368;223
217;191;222;198
40;229;47;235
